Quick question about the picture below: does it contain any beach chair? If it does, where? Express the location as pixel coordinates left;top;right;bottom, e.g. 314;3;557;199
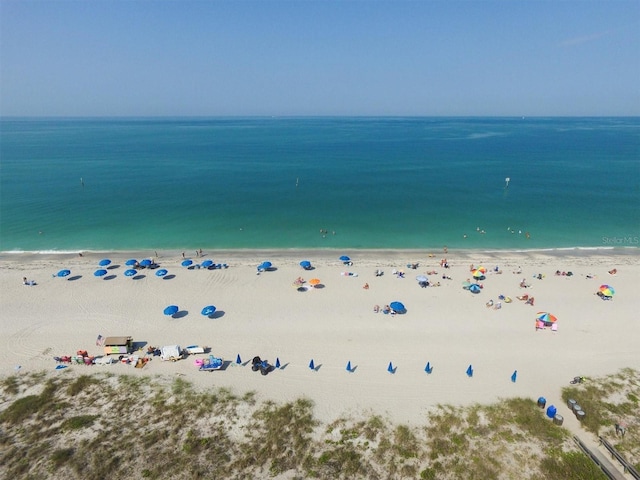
551;323;558;332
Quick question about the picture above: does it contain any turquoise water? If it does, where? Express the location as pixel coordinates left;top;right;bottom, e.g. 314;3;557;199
1;117;638;252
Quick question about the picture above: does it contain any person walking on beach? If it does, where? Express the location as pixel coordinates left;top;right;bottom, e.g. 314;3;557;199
182;252;185;259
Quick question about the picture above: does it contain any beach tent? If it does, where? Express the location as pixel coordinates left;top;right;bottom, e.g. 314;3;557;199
390;301;406;313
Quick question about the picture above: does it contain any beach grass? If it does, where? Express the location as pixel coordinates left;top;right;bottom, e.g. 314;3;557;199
2;369;636;479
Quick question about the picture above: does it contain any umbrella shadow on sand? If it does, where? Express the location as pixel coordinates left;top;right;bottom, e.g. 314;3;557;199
103;275;117;280
107;264;120;270
162;274;176;280
173;310;189;319
207;310;225;319
133;274;146;280
67;275;83;281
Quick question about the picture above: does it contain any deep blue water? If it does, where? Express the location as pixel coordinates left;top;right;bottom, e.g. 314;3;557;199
1;117;638;252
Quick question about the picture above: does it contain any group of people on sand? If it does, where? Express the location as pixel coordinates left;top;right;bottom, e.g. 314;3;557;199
517;294;535;306
373;304;395;315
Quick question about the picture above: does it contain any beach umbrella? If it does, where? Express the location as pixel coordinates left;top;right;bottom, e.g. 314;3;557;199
56;269;71;277
416;275;428;283
99;259;111;267
300;260;311;269
599;285;615;297
469;284;481;294
140;259;152;267
339;255;350;262
181;259;193;267
308;278;321;286
536;312;557;323
125;259;138;266
163;305;179;316
475;266;487;274
258;261;272;271
94;269;108;277
201;305;216;316
155;269;168;277
201;259;213;267
472;269;485;279
124;269;137;277
390;301;405;312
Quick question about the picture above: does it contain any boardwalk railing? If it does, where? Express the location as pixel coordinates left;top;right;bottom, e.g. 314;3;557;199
599;436;640;479
573;436;619;480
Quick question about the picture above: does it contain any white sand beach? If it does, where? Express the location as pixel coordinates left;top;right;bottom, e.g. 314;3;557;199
1;249;638;426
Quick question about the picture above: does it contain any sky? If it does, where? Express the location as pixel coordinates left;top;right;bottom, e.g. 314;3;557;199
1;0;639;117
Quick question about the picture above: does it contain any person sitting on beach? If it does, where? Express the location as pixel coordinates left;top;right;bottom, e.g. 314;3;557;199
519;279;529;288
373;304;380;313
363;283;369;290
608;268;617;275
517;294;529;301
494;302;502;310
383;305;391;314
525;296;535;306
486;300;494;308
22;277;36;286
513;266;522;274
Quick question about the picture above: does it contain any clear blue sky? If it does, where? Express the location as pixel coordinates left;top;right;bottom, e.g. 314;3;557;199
1;0;639;116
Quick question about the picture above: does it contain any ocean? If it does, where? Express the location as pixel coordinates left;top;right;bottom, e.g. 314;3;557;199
1;117;638;252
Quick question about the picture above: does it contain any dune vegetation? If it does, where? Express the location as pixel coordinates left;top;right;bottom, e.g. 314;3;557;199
1;369;637;479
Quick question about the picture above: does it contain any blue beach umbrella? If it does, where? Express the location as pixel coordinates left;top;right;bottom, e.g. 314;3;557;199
99;259;111;267
201;259;213;267
56;269;71;277
300;260;311;269
390;301;405;312
416;275;428;283
163;305;179;316
125;259;138;266
181;259;193;267
140;259;152;267
469;284;481;294
124;269;137;277
94;269;108;277
201;305;216;316
258;261;272;271
155;269;168;277
339;255;350;262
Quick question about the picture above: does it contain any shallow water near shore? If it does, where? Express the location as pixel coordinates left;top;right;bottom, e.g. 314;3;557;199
1;117;638;252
